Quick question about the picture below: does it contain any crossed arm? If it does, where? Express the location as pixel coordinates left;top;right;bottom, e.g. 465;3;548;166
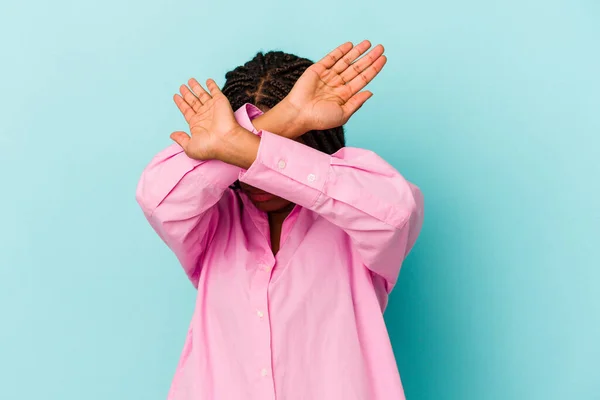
137;40;423;291
169;40;387;168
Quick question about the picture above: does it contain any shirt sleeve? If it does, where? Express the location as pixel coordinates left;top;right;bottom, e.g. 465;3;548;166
239;130;424;292
135;103;263;287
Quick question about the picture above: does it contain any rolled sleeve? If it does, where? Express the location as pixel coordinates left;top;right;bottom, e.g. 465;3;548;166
239;130;332;208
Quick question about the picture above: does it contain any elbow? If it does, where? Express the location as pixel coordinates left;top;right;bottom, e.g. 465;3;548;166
135;174;157;217
386;180;424;255
403;182;424;256
386;179;423;231
408;182;424;222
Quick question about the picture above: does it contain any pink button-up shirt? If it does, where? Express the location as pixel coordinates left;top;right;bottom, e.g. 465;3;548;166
136;103;424;400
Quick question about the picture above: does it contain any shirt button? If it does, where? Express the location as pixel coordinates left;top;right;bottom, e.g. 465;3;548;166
307;173;316;182
257;310;264;318
277;160;286;169
259;263;272;272
260;368;269;377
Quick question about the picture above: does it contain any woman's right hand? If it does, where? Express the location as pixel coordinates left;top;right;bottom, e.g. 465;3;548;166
171;78;243;161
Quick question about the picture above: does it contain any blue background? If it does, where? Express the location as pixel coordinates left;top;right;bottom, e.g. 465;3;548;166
1;0;598;399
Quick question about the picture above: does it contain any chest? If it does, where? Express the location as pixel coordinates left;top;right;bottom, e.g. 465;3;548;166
202;209;361;294
195;209;387;328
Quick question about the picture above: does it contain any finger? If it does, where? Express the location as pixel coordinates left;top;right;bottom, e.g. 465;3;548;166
339;44;385;85
341;91;373;119
179;84;202;113
205;78;223;96
170;131;191;150
331;40;372;75
173;94;195;123
346;55;387;96
316;41;354;69
188;78;212;104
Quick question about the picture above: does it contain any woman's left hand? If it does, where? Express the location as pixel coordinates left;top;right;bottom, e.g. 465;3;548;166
281;40;387;133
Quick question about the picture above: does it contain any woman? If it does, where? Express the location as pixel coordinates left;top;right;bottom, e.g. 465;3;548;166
136;40;424;400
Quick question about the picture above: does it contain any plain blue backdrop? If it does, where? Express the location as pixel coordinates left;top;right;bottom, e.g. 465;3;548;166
1;0;599;399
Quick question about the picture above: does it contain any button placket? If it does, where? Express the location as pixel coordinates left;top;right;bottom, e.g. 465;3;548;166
250;258;276;397
258;262;272;273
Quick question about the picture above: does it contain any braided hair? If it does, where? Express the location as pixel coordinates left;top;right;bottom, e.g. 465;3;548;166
222;51;346;155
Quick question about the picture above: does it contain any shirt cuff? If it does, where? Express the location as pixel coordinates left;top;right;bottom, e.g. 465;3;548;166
238;130;332;208
234;103;264;135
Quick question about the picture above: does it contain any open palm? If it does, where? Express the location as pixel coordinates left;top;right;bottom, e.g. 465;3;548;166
171;78;239;160
285;40;388;131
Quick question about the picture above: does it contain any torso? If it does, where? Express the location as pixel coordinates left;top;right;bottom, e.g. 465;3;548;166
168;191;402;399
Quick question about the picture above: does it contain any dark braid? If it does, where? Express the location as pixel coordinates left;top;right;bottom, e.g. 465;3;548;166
222;51;346;155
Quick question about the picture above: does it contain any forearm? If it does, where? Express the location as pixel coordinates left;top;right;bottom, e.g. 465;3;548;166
136;143;240;215
213;95;317;169
238;130;419;228
216;126;261;170
212;99;310;169
237;130;424;290
217;103;309;169
250;99;308;140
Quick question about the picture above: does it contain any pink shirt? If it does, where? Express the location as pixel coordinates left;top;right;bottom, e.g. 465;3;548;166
136;103;424;400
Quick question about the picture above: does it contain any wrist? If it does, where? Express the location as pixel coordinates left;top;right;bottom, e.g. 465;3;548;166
253;99;308;139
215;125;260;169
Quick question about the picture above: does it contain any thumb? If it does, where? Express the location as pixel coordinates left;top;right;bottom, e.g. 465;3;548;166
170;131;191;150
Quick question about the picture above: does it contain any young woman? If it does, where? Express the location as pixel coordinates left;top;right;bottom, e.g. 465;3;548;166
136;40;424;400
